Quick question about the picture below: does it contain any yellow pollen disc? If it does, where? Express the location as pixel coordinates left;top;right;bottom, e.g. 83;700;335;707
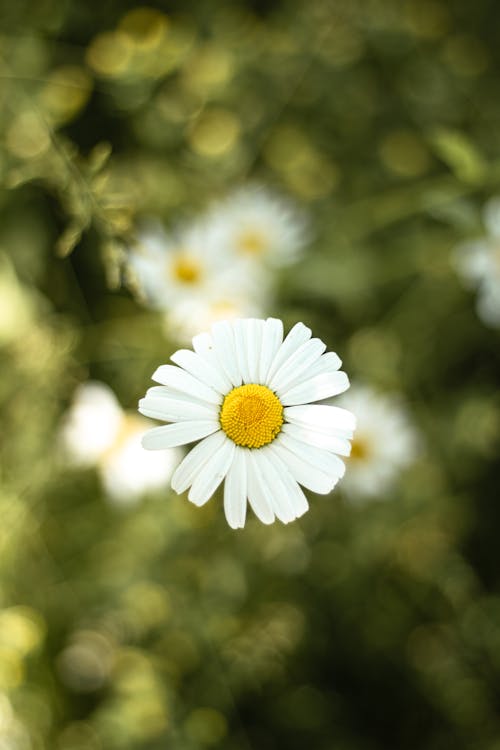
349;436;369;461
237;228;268;255
172;254;202;284
220;383;283;448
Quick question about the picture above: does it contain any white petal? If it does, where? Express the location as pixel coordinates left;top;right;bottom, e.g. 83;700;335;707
278;431;346;479
268;441;337;495
284;404;356;439
139;397;217;423
232;318;252;384
281;422;351;456
141;420;219;450
188;439;235;506
211;320;242;386
245;450;275;524
266;322;312;384
281;350;342;392
152;365;222;405
171;430;227;493
245;318;265;383
259;318;284;383
254;449;297;523
223;446;247;529
192;331;232;390
280;371;350;405
262;446;309;517
170;349;229;394
145;386;210;406
269;337;326;392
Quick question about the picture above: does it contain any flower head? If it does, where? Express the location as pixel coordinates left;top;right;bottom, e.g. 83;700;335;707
453;196;500;328
338;385;419;501
206;185;310;268
60;381;179;505
128;219;266;340
139;318;354;528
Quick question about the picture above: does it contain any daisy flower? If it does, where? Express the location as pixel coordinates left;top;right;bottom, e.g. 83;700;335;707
206;184;310;268
60;381;179;505
453;196;500;328
127;219;266;339
338;385;419;501
138;318;355;528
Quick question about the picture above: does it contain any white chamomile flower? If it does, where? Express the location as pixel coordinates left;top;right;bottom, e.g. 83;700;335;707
206;185;310;268
128;219;266;340
453;196;500;328
338;385;419;501
138;318;355;528
60;381;178;504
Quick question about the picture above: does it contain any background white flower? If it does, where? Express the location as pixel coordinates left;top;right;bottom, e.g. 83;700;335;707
139;318;354;528
60;381;179;505
453;196;500;328
337;385;419;501
128;218;266;340
206;184;310;269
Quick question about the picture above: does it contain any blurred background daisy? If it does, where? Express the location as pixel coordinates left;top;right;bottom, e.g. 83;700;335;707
339;385;419;501
453;196;500;328
60;381;180;505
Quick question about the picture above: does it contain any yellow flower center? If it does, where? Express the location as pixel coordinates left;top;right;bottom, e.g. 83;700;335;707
349;436;369;461
237;228;268;256
172;254;202;284
220;384;283;448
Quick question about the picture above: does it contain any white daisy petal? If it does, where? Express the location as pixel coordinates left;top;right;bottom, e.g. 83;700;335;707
263;446;309;517
232;318;252;384
212;320;242;386
266;322;312;383
152;365;222;405
258;318;284;383
255;448;298;523
171;431;227;494
277;431;346;479
268;441;338;494
283;350;342;391
188;439;235;506
139;397;217;423
141;420;219;450
284;404;356;439
280;371;350;405
170;349;228;394
224;447;248;529
282;422;352;456
269;337;326;392
192;332;234;392
245;451;275;525
245;318;265;383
